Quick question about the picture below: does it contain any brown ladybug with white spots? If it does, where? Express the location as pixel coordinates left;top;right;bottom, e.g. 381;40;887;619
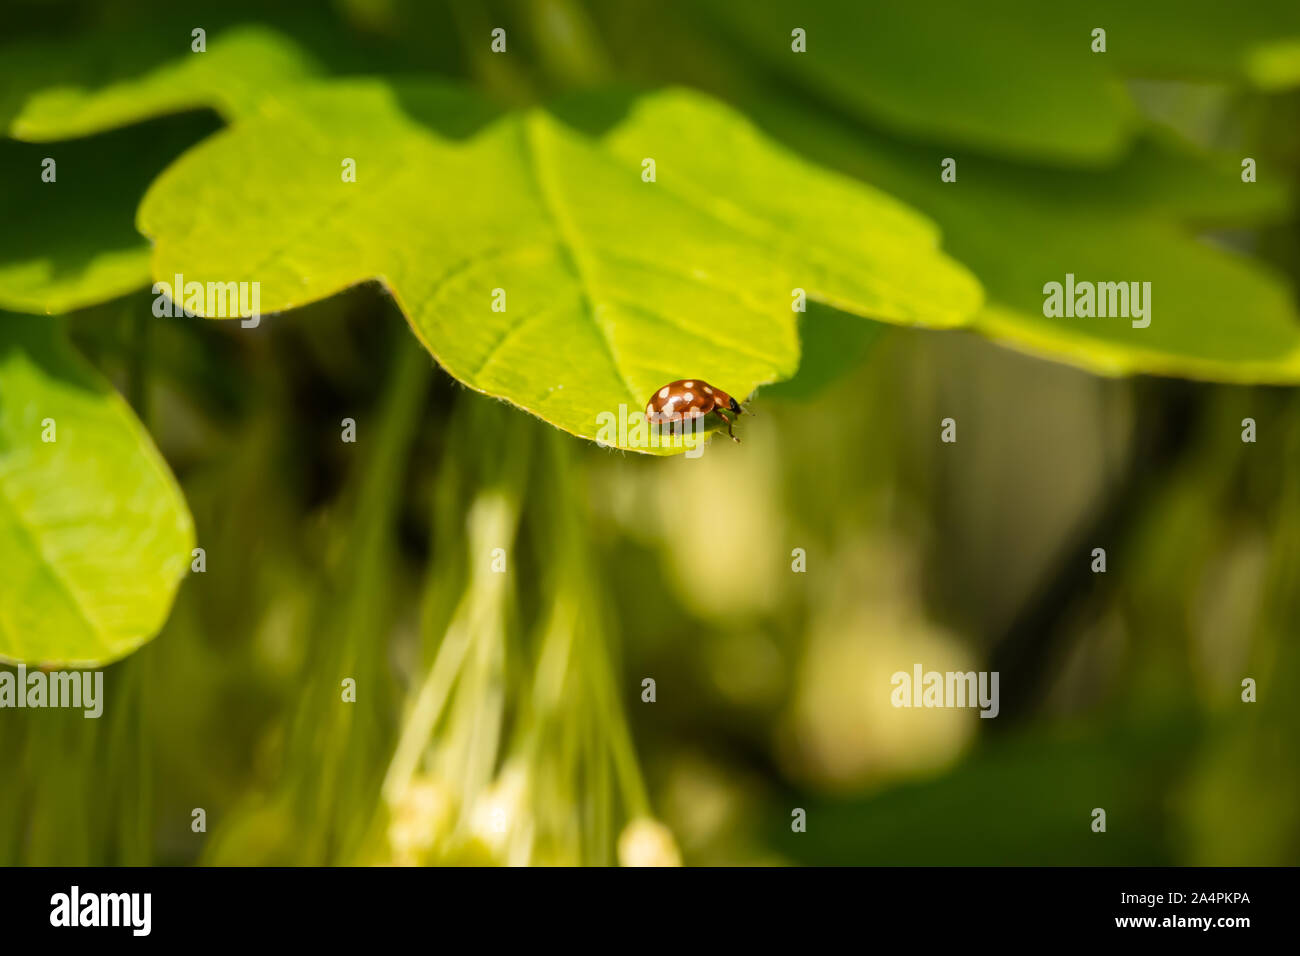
644;379;746;442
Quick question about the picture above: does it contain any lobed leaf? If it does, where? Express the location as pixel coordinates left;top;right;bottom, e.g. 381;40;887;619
139;81;983;452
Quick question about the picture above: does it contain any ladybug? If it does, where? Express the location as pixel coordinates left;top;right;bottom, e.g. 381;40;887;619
644;379;746;442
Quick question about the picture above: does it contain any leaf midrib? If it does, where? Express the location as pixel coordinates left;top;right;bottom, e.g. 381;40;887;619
520;112;641;405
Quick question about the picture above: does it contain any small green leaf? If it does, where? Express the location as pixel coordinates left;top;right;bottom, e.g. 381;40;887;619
139;81;983;452
0;315;193;665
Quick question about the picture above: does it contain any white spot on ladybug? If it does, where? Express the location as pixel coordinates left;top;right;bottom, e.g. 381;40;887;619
646;403;654;415
658;386;669;399
683;391;693;402
684;381;694;388
703;386;713;394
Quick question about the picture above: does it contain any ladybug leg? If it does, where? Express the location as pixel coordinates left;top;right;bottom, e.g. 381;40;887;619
715;409;739;443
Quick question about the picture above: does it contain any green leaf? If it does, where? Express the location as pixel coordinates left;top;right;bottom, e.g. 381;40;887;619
2;25;320;141
0;113;219;315
756;99;1300;383
0;315;194;666
138;81;983;452
698;0;1140;164
969;230;1300;384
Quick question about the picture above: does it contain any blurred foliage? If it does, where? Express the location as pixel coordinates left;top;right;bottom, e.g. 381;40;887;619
1;0;1299;865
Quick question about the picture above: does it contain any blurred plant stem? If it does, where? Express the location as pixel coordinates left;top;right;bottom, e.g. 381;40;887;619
125;303;151;423
512;430;649;862
987;379;1201;726
106;653;153;865
203;334;431;864
0;652;153;864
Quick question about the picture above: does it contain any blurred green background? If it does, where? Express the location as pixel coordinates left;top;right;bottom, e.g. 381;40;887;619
2;0;1299;865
